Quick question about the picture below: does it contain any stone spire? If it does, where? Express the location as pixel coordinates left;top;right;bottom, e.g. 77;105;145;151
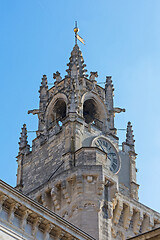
105;76;115;131
18;124;30;154
40;74;48;89
39;75;48;104
105;76;114;111
38;75;48;132
126;121;135;151
39;74;48;111
66;44;88;78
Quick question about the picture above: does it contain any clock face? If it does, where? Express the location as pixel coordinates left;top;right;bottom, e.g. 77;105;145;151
93;137;120;174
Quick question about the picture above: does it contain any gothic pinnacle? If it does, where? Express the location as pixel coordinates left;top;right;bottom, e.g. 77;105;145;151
126;121;135;150
40;74;48;89
66;44;88;78
105;76;114;112
105;76;114;91
18;124;29;152
39;74;48;110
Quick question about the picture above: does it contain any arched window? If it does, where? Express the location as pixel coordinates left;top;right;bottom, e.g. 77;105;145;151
83;99;96;124
48;99;67;128
83;99;103;129
53;99;66;122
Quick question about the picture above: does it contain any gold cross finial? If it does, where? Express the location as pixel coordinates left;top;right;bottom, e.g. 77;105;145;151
74;21;79;45
73;21;85;45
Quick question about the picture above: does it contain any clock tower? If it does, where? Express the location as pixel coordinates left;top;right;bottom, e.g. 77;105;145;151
16;41;160;239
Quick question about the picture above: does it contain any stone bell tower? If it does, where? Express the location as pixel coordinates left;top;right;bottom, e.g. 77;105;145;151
16;40;160;240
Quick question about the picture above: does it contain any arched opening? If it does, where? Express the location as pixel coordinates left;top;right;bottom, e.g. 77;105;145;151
83;99;96;124
83;99;103;129
54;99;66;121
48;99;66;128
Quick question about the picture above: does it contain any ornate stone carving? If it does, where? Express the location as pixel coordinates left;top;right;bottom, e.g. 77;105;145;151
32;216;42;236
8;202;20;223
133;211;143;234
53;71;62;83
113;199;123;225
0;194;8;212
51;187;60;211
123;205;133;230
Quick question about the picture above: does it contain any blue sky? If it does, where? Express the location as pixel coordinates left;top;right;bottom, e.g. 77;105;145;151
1;0;160;212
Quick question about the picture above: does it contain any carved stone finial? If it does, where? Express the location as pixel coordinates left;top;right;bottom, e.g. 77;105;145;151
38;75;48;133
90;71;98;81
105;76;114;89
105;76;114;114
39;74;48;106
40;74;48;88
53;71;62;82
126;121;135;150
19;124;28;149
18;124;30;154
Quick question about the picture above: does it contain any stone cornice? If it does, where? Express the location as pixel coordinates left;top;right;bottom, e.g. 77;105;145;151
0;179;95;240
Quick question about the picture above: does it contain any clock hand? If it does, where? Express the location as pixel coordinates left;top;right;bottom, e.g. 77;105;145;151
107;155;112;161
95;141;104;151
97;141;105;152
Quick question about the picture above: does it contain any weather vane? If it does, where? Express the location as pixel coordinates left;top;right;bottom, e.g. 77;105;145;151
74;21;85;45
